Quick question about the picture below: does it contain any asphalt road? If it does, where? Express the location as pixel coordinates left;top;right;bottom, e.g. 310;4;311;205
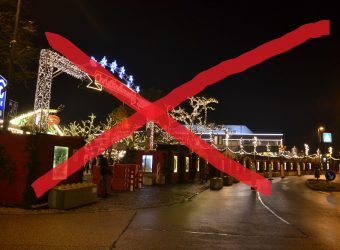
115;176;340;250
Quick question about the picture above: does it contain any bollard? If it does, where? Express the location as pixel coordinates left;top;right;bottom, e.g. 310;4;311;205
124;167;128;191
138;172;142;188
280;164;285;178
130;169;135;191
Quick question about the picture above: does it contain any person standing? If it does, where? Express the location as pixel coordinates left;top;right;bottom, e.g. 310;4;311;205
98;155;109;198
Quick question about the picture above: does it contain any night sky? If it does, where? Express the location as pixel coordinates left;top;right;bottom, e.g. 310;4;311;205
15;0;340;153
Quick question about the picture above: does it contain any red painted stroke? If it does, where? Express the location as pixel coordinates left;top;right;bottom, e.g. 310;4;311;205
31;20;329;197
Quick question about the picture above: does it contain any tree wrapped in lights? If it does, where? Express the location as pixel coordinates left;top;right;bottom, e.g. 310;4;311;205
170;96;218;132
252;136;258;154
62;114;102;143
291;146;298;158
304;143;310;156
239;138;244;153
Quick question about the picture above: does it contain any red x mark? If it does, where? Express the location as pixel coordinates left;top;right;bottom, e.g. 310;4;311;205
32;20;329;197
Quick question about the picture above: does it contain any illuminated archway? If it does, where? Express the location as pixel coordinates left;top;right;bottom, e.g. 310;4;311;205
33;49;139;130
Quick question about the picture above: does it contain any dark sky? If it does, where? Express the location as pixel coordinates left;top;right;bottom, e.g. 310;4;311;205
18;0;340;153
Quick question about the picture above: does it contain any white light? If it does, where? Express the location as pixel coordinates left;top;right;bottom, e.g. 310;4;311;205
10;109;58;126
119;66;125;79
93;56;141;93
110;60;117;73
90;56;97;62
8;127;24;134
53;124;64;136
100;56;108;67
128;75;133;84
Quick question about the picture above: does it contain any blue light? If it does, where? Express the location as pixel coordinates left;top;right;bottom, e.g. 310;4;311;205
135;86;140;93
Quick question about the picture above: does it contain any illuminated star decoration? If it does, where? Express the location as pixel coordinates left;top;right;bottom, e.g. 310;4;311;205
91;56;140;93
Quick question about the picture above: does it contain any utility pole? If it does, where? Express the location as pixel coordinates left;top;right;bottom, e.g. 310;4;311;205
3;0;22;131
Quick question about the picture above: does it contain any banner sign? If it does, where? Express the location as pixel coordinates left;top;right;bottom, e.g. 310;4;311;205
0;75;7;120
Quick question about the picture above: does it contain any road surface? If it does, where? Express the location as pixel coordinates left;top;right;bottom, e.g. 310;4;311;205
115;176;340;249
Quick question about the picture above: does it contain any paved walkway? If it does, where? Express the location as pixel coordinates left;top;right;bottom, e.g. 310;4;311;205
0;182;209;249
0;182;210;214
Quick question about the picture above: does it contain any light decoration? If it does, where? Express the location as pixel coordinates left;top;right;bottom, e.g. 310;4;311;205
8;109;64;136
304;144;309;156
110;60;117;72
91;56;140;93
225;131;229;147
10;108;58;127
119;66;125;79
34;49;90;130
34;49;141;131
99;56;108;67
53;124;64;136
239;138;244;153
253;136;258;154
291;146;298;158
328;146;333;156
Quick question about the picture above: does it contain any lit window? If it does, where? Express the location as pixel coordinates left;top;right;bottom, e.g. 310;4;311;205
185;157;189;173
173;155;178;173
142;155;153;173
52;146;69;180
196;157;200;172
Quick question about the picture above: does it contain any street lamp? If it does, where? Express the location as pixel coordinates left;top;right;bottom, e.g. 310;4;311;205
317;126;325;170
317;126;325;150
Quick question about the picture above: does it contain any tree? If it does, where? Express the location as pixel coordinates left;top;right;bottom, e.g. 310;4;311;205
0;0;38;90
0;0;38;130
107;104;134;123
170;96;218;131
106;104;145;149
62;114;102;143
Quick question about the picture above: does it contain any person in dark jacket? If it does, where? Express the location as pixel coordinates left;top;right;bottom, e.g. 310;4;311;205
98;155;109;198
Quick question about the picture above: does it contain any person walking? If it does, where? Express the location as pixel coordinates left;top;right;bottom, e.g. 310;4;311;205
98;155;109;198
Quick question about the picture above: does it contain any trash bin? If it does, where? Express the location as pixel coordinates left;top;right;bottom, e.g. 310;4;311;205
210;177;223;190
223;176;233;186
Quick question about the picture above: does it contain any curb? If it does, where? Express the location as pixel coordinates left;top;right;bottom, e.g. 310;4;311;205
184;184;210;201
305;179;340;192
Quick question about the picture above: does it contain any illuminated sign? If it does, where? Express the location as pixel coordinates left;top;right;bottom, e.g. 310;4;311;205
323;133;332;143
0;75;7;119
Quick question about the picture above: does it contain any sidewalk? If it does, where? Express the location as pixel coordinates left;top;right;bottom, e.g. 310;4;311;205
0;181;210;214
0;182;209;249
